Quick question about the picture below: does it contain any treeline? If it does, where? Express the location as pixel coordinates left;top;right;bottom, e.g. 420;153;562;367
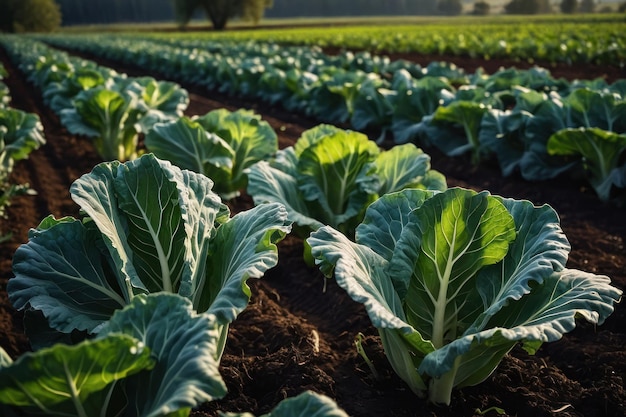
57;0;438;26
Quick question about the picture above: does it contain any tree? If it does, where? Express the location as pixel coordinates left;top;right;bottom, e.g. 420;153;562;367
172;0;202;27
560;0;578;13
0;0;61;32
579;0;595;12
200;0;240;29
437;0;462;15
505;0;551;14
472;1;490;15
242;0;273;22
0;0;18;32
537;0;553;13
173;0;272;30
620;1;626;12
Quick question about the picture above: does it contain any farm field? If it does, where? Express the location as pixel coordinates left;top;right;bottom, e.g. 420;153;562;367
152;15;626;67
0;19;625;417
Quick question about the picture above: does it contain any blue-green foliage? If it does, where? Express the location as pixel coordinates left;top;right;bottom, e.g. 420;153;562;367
33;33;626;201
9;154;291;356
308;188;622;405
146;108;278;200
0;36;188;162
247;125;446;239
0;293;227;417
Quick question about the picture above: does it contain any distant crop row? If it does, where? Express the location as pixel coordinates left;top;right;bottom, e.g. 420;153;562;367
147;15;626;66
35;33;626;203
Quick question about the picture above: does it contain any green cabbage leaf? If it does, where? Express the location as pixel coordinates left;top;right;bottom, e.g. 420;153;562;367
9;154;291;357
43;66;111;113
247;125;445;239
308;187;622;405
60;87;140;161
0;293;227;417
421;101;490;164
146;109;277;200
547;127;626;201
126;76;189;133
219;391;349;417
523;88;626;181
0;108;46;179
388;71;452;144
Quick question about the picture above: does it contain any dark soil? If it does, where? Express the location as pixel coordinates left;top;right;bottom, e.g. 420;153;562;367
0;43;624;417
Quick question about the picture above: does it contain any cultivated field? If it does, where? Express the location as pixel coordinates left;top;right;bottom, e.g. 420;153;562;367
1;16;625;417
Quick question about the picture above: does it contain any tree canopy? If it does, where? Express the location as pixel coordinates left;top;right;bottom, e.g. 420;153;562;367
504;0;552;14
173;0;273;30
40;0;607;28
0;0;61;33
437;0;463;15
560;0;578;13
579;0;595;12
473;1;491;15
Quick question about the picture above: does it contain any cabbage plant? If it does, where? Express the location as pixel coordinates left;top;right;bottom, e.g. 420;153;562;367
309;69;373;124
42;66;113;113
547;127;626;201
0;108;46;225
60;86;141;161
417;100;490;164
0;78;10;109
125;76;190;133
59;78;189;162
247;124;446;239
308;187;622;405
9;154;291;358
0;293;227;417
477;88;551;178
0;108;46;182
146;108;277;199
387;71;453;144
522;87;626;181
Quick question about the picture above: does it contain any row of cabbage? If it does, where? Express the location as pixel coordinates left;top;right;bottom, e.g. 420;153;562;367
38;33;464;125
0;36;438;416
0;36;190;163
38;33;626;203
0;36;446;204
0;34;622;414
0;63;46;239
0;155;349;417
154;15;625;66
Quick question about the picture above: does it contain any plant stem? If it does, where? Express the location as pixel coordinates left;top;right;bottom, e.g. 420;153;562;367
427;356;460;405
355;332;379;380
